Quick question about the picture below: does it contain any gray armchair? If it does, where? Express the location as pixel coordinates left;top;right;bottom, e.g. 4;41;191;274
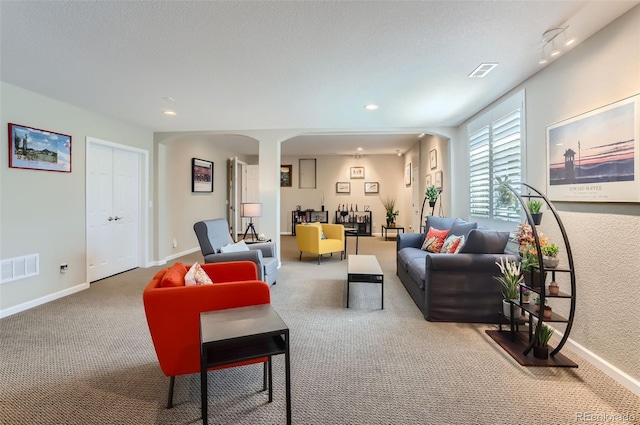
193;218;278;285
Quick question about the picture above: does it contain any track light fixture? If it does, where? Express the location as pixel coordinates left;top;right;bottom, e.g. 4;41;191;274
539;26;575;65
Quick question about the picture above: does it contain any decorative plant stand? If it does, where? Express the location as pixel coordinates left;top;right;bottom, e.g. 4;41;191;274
486;183;577;368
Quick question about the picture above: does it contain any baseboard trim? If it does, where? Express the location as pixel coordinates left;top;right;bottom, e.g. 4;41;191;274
0;282;89;319
556;330;640;397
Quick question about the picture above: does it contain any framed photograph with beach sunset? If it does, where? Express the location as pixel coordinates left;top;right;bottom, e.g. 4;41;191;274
546;94;639;203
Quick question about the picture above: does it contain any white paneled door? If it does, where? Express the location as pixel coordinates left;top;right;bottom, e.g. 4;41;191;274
87;142;141;282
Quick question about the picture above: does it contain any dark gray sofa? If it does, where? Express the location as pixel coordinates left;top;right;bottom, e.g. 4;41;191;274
396;216;517;323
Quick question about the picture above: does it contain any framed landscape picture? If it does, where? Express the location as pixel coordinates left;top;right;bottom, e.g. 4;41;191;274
192;158;214;192
336;182;350;193
430;149;437;169
8;123;72;172
435;170;443;189
546;94;639;202
364;182;379;194
405;163;411;186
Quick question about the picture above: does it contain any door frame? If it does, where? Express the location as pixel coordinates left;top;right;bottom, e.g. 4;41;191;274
86;136;149;279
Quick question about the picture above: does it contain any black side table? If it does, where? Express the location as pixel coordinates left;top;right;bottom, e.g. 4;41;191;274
200;304;291;425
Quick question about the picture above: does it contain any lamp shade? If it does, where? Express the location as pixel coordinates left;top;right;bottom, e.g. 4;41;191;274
241;203;262;218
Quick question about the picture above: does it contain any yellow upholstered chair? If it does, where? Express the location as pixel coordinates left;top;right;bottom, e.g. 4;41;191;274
295;222;345;264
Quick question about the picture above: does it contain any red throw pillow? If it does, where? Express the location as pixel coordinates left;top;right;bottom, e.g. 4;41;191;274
421;227;450;253
159;262;187;288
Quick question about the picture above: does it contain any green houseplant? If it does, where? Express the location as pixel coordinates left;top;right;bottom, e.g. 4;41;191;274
533;324;554;359
494;257;523;319
425;185;439;207
381;196;399;227
541;242;560;268
526;199;543;225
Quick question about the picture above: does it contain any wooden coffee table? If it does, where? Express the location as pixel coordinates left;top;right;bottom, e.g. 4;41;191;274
347;255;384;309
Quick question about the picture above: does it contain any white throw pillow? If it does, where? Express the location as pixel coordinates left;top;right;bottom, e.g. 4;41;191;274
185;262;213;286
220;240;250;253
185;262;198;286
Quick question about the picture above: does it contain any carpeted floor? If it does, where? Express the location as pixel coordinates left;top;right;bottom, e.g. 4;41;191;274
0;235;638;424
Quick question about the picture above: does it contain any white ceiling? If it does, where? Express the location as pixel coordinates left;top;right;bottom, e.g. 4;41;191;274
1;1;637;156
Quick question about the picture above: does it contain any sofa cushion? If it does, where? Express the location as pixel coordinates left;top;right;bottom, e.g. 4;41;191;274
449;218;478;238
407;258;427;289
421;227;450;253
425;216;456;232
459;229;509;254
220;240;250;253
397;247;428;272
160;262;187;288
440;234;465;254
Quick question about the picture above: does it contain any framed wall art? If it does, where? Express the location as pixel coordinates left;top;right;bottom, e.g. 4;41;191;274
192;158;214;192
8;123;72;172
430;149;437;169
405;163;411;186
546;94;639;202
280;164;292;187
435;170;443;189
336;182;350;193
364;182;379;194
299;158;317;188
350;166;364;179
426;174;432;187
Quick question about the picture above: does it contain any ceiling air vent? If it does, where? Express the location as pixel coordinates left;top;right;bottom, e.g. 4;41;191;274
469;63;498;78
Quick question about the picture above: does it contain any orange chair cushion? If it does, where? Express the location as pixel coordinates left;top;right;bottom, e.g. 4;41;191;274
159;262;187;287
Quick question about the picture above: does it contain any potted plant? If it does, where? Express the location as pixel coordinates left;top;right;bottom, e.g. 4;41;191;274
526;200;543;225
494;257;523;319
495;176;518;210
521;243;545;288
548;280;560;295
381;196;399;227
534;297;552;319
533;324;554;359
425;185;439;208
541;243;559;268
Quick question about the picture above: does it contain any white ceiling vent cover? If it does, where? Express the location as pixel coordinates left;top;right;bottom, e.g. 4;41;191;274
469;63;498;78
1;254;39;284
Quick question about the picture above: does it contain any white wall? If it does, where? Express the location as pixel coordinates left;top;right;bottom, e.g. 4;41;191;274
452;6;640;382
0;82;153;315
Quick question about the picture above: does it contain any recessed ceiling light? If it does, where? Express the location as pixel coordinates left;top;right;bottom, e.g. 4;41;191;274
468;63;498;78
418;133;425;138
163;110;177;116
364;104;378;110
357;147;363;151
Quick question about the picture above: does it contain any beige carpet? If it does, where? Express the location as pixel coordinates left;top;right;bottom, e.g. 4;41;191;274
0;234;637;424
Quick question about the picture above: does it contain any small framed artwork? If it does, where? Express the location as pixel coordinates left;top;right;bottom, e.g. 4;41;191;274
336;182;351;193
364;182;379;194
426;174;432;187
430;149;437;169
350;166;364;179
8;123;72;172
435;170;443;189
192;158;214;192
405;163;411;186
280;164;292;187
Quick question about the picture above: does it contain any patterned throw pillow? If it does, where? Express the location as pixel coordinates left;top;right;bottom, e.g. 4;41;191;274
421;227;450;253
440;234;465;254
185;263;213;286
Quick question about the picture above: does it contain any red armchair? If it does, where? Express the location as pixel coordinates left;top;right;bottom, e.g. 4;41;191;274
143;261;271;407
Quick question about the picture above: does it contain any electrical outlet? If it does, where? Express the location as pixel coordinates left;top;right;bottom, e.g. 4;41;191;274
172;238;178;248
60;263;68;274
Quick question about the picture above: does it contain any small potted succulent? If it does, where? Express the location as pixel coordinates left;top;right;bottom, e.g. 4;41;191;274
541;243;560;268
526;200;543;225
533;324;554;359
534;297;553;319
